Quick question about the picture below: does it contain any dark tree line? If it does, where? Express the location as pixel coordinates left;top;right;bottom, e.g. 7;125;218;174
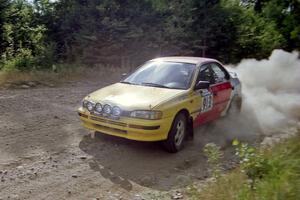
0;0;299;70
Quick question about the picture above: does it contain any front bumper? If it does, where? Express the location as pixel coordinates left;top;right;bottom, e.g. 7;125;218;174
77;108;173;141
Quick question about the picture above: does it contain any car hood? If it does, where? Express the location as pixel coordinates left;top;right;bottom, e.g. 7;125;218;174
86;83;187;110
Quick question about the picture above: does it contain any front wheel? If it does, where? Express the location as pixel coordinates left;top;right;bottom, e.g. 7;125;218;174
162;113;187;153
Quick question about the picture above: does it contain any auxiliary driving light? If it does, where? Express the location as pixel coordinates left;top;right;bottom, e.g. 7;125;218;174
112;106;122;116
86;101;95;112
95;103;102;113
103;104;112;114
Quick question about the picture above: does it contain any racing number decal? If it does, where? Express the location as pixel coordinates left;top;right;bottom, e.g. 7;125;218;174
201;89;213;112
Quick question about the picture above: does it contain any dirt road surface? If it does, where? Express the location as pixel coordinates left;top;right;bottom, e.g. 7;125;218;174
0;77;260;200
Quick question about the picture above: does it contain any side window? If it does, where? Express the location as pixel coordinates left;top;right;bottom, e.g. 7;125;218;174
210;63;228;83
197;64;215;84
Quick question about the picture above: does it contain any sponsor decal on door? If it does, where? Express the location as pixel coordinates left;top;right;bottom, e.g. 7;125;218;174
200;89;213;113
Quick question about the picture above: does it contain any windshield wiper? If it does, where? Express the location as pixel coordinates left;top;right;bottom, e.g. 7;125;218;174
142;82;170;89
120;81;142;86
120;81;133;84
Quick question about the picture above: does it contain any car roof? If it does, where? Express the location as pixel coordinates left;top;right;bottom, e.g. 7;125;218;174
150;56;219;65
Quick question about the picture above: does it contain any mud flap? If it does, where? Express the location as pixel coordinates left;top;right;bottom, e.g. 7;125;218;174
187;117;194;140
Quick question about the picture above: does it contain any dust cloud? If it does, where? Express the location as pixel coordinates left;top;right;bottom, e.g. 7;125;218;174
228;49;300;135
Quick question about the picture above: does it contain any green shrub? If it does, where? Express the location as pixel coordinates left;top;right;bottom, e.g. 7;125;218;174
35;43;56;69
189;135;300;200
0;44;56;71
1;48;35;71
233;139;271;189
204;143;223;179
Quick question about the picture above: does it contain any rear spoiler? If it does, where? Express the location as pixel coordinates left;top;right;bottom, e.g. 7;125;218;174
228;71;238;78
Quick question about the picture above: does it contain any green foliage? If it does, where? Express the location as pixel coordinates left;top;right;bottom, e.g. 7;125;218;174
236;135;300;200
261;0;300;50
0;0;52;71
34;42;56;69
221;0;286;61
204;143;223;178
233;139;270;189
1;48;34;71
188;135;300;200
0;0;10;54
0;0;300;70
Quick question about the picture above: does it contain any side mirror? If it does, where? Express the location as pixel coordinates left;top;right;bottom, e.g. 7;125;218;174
194;81;210;90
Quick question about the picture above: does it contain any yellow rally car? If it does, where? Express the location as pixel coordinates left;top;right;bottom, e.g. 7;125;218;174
78;57;242;152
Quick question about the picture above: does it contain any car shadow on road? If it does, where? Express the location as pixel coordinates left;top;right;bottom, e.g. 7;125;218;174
79;132;209;191
78;99;262;191
78;108;262;191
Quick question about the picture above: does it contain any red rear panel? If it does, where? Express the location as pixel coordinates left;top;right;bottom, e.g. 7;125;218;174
211;81;232;115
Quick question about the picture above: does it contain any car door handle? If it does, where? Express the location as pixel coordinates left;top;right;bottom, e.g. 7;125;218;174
213;92;217;96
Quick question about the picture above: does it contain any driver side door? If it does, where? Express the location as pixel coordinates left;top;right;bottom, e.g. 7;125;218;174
193;64;216;127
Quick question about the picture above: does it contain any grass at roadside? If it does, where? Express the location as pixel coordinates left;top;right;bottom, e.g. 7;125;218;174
187;133;300;200
0;64;131;88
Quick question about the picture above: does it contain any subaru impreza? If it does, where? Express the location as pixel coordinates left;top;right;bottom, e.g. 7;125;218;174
78;57;242;152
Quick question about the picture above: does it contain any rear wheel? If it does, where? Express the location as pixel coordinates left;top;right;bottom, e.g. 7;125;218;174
227;95;242;115
163;113;187;153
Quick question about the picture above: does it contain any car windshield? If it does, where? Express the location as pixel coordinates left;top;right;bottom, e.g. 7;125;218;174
121;61;196;90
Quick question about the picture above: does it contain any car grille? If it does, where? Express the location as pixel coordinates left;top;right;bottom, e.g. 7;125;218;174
89;115;127;127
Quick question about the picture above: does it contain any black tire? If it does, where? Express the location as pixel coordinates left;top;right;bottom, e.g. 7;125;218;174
162;113;187;153
227;95;242;115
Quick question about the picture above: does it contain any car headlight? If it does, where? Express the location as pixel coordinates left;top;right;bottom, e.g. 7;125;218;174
112;106;122;116
130;110;162;120
95;103;102;113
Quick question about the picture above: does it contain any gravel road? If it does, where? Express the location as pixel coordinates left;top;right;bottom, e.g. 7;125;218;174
0;78;260;200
